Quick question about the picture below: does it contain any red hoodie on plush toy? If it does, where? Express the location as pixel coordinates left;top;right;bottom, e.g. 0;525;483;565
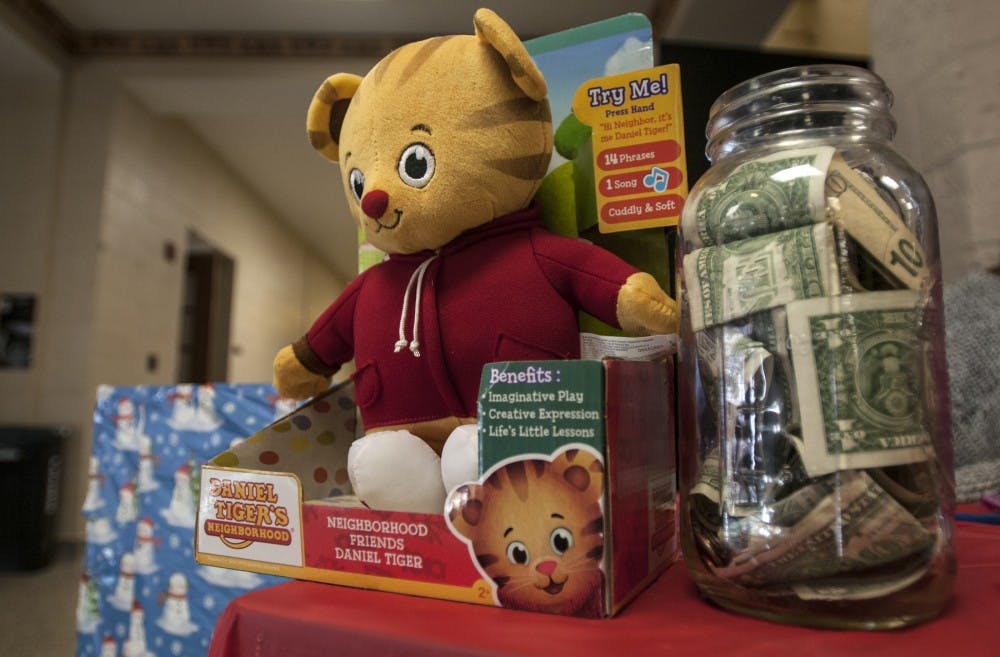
273;9;678;514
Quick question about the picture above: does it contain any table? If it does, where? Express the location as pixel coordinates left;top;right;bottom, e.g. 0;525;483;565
207;515;998;657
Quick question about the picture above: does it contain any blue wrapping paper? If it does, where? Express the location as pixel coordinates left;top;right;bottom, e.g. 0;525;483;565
77;383;297;657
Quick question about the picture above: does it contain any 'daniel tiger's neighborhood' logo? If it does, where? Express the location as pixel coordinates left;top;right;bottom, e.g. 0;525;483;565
203;477;292;549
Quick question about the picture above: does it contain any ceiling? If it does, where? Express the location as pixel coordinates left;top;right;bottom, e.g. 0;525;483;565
0;0;868;281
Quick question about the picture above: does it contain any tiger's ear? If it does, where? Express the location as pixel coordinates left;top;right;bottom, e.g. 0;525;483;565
446;483;485;540
551;448;605;503
473;8;546;101
307;73;363;162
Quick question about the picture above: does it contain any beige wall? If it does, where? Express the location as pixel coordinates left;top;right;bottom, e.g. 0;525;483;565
1;61;345;540
94;89;341;387
870;0;1000;280
0;75;63;422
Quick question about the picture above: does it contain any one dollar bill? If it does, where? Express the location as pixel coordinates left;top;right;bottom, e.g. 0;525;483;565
681;147;834;248
785;290;933;476
684;223;841;331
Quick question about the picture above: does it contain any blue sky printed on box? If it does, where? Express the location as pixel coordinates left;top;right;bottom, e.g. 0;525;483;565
526;14;654;170
77;383;297;657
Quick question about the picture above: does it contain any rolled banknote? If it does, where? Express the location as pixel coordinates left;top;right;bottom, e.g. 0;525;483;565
690;447;721;503
785;290;933;477
690;493;730;567
688;448;734;567
684;223;841;331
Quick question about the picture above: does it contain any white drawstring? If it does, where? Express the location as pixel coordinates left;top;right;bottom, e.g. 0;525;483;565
394;254;438;357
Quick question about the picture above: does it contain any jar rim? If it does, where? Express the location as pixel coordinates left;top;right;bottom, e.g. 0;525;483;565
705;65;896;162
709;64;892;121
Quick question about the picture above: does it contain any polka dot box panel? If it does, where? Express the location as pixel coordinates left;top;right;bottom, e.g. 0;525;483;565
209;383;357;501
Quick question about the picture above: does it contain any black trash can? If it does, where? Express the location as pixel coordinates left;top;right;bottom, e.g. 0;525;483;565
0;425;69;570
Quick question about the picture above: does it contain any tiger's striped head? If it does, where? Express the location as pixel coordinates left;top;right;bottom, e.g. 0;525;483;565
446;447;606;616
307;9;553;255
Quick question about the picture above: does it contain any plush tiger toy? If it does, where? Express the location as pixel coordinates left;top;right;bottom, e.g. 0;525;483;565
273;9;677;514
447;447;606;616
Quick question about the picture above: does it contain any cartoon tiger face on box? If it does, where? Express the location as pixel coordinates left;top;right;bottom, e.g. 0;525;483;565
446;447;606;617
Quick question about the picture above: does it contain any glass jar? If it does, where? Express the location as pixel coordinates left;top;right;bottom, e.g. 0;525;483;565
677;65;955;629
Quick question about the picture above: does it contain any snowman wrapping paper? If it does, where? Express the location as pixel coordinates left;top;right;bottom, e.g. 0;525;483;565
77;383;339;657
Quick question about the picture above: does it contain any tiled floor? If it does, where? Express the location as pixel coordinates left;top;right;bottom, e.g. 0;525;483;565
0;543;83;657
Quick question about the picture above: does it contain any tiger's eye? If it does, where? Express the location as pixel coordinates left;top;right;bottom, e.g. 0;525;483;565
550;527;574;554
506;540;529;565
398;143;435;188
349;168;365;202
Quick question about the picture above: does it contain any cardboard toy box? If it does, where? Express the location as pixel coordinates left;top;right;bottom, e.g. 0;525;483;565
196;12;684;618
195;357;676;617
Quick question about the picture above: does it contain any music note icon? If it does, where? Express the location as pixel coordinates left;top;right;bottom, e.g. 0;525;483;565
642;167;670;193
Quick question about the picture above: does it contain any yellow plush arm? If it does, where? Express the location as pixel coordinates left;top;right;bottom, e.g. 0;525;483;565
272;345;332;400
616;272;679;336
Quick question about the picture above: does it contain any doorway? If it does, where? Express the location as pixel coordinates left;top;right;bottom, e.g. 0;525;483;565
177;233;234;383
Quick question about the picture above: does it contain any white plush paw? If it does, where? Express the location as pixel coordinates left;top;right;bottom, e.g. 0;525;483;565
347;430;446;514
440;424;479;493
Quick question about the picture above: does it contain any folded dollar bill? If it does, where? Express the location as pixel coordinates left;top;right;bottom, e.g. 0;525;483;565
684;223;840;331
786;290;934;476
690;447;721;503
824;154;929;290
681;145;929;290
681;146;834;248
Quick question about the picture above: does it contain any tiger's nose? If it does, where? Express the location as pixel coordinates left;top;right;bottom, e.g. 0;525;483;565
535;560;557;576
361;190;389;219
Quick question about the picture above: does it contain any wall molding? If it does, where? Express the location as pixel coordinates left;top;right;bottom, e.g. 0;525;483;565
4;0;433;59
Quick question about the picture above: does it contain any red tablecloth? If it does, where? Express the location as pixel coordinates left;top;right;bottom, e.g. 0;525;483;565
207;517;999;657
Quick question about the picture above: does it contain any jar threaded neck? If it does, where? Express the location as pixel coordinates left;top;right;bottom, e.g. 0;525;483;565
705;65;896;162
